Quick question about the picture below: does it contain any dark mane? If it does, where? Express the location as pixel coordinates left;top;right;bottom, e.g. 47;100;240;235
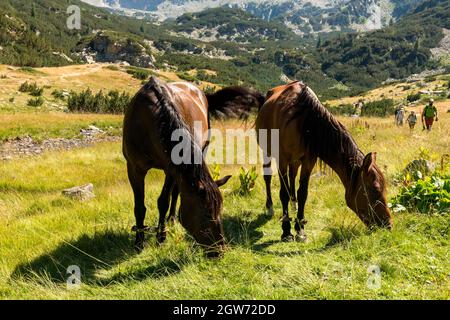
289;84;364;172
143;77;222;217
206;86;265;119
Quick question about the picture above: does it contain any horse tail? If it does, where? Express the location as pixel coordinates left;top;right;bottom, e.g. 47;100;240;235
206;86;265;120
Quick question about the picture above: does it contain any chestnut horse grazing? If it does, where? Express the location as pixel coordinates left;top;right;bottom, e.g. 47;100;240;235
123;76;230;257
256;81;393;242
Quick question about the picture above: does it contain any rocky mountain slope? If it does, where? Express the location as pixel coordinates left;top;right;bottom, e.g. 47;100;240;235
84;0;424;34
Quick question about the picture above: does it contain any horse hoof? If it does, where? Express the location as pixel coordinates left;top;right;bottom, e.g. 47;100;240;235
281;234;294;242
295;234;307;243
156;231;167;244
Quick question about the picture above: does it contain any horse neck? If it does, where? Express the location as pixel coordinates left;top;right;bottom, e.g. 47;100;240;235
319;139;364;194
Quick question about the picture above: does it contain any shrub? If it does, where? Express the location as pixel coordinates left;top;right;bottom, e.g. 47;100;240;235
27;97;44;107
19;82;44;96
210;164;221;181
67;88;132;114
177;72;197;82
126;67;152;80
407;92;421;103
327;103;355;116
239;167;258;196
51;89;65;100
361;99;395;117
391;172;450;214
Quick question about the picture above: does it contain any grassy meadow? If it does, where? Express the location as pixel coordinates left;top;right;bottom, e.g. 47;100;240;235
0;64;449;299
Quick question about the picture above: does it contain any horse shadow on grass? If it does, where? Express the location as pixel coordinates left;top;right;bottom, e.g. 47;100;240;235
234;212;365;257
10;228;199;285
223;210;273;247
10;230;138;285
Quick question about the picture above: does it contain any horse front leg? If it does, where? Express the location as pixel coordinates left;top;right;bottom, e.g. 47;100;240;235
127;163;148;253
279;164;293;242
294;158;316;242
157;174;175;244
289;162;300;213
167;183;179;223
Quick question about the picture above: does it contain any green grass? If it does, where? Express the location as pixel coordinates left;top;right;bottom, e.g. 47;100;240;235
0;112;449;298
0;113;123;142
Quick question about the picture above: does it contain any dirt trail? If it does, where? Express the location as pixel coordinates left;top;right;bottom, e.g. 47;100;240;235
0;133;121;160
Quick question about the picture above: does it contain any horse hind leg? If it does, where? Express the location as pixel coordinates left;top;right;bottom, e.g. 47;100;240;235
294;158;316;242
263;160;274;216
279;164;294;242
127;163;148;253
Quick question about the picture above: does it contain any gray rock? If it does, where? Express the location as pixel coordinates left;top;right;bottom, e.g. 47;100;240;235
404;159;434;175
62;184;95;201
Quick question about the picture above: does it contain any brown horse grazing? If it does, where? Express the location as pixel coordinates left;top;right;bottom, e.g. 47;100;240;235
123;76;231;256
256;81;393;242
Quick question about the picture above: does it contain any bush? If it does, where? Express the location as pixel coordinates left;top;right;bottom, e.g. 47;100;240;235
210;164;221;181
407;92;422;103
67;88;132;114
19;81;44;96
327;103;355;116
238;167;258;196
391;172;450;214
27;97;44;107
126;67;152;80
361;99;395;117
51;89;65;100
177;72;197;82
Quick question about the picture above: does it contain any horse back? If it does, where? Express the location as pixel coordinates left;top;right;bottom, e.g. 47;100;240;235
167;82;209;146
256;81;306;162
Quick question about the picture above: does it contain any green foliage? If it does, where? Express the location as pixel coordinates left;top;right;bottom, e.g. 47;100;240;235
327;103;355;116
67;89;132;114
51;89;65;100
210;164;221;181
126;66;153;80
19;82;44;96
407;92;422;103
361;99;395;117
392;172;450;214
238;167;258;196
27;97;44;107
176;72;197;82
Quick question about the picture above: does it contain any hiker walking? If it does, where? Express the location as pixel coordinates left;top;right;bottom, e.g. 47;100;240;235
422;98;438;131
406;111;417;131
395;105;405;126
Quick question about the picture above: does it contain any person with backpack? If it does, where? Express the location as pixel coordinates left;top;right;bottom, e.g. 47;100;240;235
407;111;417;131
422;98;438;131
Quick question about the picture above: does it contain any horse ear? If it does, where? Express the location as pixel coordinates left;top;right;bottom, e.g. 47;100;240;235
215;175;232;187
363;152;377;171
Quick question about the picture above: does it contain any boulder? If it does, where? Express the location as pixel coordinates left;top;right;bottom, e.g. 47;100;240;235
404;159;434;175
62;184;95;201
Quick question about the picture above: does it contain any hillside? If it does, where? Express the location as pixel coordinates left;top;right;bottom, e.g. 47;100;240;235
0;0;161;66
168;8;297;43
84;0;425;35
314;0;449;91
0;0;448;99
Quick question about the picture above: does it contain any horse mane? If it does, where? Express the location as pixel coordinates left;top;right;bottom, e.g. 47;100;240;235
143;76;222;217
289;83;365;171
206;86;265;119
